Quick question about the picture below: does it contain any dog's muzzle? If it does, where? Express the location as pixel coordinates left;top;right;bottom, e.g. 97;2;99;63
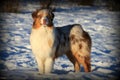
41;17;49;25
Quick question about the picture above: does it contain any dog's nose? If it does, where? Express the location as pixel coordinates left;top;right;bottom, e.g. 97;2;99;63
42;17;48;25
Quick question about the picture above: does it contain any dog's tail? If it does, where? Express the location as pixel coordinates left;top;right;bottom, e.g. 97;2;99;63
70;24;91;57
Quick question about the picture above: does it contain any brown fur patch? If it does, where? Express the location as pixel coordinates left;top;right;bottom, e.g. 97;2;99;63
48;39;52;47
33;18;41;29
79;44;82;49
70;34;75;41
75;39;79;43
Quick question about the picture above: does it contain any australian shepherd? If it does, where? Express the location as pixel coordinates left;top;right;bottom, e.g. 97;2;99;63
30;8;91;74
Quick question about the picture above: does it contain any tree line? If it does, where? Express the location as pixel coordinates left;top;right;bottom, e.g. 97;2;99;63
0;0;119;12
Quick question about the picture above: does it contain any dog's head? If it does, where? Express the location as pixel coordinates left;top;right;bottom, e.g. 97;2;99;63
32;8;54;28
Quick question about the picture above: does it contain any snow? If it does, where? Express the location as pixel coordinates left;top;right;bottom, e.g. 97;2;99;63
0;3;120;80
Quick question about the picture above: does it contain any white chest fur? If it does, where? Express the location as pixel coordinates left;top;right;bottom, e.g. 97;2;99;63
30;26;56;59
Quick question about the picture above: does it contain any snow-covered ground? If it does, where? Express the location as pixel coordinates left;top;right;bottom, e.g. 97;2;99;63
0;3;120;80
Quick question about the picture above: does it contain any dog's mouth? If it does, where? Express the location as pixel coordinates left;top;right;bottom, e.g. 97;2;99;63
43;19;47;25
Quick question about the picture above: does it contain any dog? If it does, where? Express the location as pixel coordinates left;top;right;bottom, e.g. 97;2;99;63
30;8;91;74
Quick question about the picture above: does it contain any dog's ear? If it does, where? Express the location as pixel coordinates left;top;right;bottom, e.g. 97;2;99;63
48;8;55;19
32;10;39;19
49;7;55;12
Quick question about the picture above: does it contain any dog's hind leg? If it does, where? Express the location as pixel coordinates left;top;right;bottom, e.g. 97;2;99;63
84;56;91;72
76;55;91;72
74;61;80;72
66;52;80;72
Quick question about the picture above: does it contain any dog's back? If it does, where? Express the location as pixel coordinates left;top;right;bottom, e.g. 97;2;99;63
55;24;91;59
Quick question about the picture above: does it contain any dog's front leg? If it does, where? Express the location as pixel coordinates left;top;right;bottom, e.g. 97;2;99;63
36;57;45;74
44;57;53;74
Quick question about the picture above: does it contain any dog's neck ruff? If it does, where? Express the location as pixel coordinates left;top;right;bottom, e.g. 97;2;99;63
43;25;48;33
32;25;54;35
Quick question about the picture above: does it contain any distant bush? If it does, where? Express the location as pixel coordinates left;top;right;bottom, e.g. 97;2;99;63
0;0;119;13
0;0;19;13
107;0;120;11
